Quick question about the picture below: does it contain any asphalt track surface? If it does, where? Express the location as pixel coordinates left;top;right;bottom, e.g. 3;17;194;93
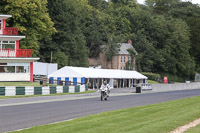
1;89;200;132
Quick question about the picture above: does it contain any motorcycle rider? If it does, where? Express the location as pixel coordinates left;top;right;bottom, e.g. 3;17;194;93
100;81;110;96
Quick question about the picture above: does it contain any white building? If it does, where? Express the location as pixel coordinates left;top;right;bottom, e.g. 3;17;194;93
0;15;39;81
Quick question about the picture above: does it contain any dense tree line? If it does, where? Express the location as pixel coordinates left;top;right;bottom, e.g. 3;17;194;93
0;0;200;80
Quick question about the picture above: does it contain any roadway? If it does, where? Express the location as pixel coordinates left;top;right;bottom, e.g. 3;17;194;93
0;89;200;132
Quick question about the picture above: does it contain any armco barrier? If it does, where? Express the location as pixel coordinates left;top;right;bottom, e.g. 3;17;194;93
0;85;88;96
151;82;200;92
63;86;69;93
0;87;5;96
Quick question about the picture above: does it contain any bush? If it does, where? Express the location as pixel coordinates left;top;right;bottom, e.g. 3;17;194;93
141;72;161;80
158;72;185;82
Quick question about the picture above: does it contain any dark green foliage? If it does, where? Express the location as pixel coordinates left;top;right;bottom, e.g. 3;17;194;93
159;72;186;82
0;0;199;80
125;48;137;70
141;72;161;80
41;0;89;68
0;0;56;56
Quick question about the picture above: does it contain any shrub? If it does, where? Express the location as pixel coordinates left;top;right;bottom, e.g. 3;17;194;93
158;72;185;82
141;72;161;80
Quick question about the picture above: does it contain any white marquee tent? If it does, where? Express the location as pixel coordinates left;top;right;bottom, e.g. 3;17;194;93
48;66;147;79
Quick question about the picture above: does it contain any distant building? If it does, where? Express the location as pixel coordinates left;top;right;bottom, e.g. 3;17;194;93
88;40;137;70
0;15;39;81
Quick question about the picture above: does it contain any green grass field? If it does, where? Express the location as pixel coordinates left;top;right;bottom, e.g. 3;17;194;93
186;124;200;133
0;82;40;86
148;80;159;84
0;90;95;99
11;96;200;133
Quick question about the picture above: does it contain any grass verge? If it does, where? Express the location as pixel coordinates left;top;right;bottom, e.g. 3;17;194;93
148;80;159;84
0;82;62;87
11;96;200;133
0;90;95;99
0;82;40;86
186;123;200;133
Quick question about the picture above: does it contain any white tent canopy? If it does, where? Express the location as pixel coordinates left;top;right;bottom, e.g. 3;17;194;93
48;66;147;80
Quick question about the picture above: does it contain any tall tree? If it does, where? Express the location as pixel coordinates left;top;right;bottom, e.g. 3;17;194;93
45;0;89;68
0;0;56;56
105;37;120;69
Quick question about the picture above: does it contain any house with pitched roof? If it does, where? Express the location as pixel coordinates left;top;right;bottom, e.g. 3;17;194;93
88;40;137;70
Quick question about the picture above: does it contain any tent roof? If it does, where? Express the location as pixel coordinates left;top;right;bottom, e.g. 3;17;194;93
48;66;147;79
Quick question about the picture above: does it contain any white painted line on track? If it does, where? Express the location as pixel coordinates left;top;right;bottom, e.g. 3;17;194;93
0;93;135;107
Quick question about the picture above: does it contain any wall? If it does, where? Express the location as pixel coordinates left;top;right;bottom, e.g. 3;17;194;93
151;82;200;92
0;73;30;81
33;62;58;76
0;84;88;96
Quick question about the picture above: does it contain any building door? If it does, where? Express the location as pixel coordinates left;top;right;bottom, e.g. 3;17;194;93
0;20;2;34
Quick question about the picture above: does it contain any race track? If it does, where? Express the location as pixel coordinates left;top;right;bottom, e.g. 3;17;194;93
0;89;200;132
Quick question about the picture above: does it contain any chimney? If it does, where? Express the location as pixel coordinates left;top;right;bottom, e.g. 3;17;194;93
128;39;132;45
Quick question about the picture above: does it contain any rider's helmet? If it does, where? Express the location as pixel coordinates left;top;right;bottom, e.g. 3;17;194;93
103;81;107;85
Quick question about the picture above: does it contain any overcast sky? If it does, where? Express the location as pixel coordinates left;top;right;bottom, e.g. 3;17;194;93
137;0;200;5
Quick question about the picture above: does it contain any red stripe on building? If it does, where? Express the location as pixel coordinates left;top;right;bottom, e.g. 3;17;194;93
30;62;33;82
2;19;6;34
16;40;19;50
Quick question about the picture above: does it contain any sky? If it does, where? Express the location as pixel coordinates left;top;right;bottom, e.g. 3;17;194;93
137;0;200;5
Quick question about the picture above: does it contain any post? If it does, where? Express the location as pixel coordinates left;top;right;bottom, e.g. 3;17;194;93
123;79;125;88
119;79;121;88
50;51;53;63
2;19;6;34
30;62;33;82
16;40;19;57
97;79;99;89
93;79;95;89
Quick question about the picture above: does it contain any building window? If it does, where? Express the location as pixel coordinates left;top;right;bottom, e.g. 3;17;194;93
0;63;30;73
0;66;15;73
128;56;130;61
121;56;122;62
124;56;126;62
0;41;15;49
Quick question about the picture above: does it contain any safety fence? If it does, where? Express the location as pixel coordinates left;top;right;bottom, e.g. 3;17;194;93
151;82;200;92
0;84;88;96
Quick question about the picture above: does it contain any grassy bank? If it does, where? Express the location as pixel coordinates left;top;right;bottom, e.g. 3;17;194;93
0;90;95;99
186;124;200;133
12;96;200;133
0;82;40;86
148;80;159;84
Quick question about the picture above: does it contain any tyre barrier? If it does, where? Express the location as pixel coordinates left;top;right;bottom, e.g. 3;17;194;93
0;84;88;96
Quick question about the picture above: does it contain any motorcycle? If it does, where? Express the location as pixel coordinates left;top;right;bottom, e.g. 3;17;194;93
101;90;108;101
100;85;109;101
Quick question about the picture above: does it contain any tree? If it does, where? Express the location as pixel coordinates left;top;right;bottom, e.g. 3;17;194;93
88;0;108;10
45;0;89;68
145;0;180;14
0;0;56;56
81;2;110;57
126;48;137;70
105;37;120;69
